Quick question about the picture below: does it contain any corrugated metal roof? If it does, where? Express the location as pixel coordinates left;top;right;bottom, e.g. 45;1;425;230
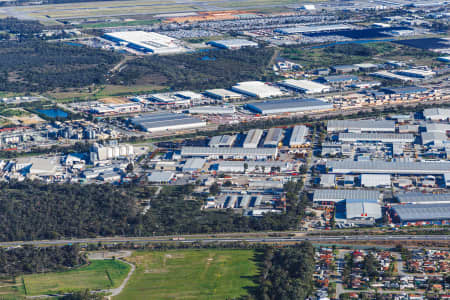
392;203;450;221
313;189;380;203
397;192;450;204
327;119;395;131
290;125;309;146
182;158;206;172
339;132;414;143
181;146;277;157
346;199;382;219
327;160;450;174
245;98;332;114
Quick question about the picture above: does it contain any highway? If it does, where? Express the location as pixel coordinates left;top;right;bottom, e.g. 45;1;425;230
0;234;449;247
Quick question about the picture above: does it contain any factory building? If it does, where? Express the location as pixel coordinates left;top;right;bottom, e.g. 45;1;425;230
204;89;243;101
90;143;134;162
147;171;175;183
149;93;191;105
243;129;264;148
395;69;435;79
391;203;450;225
289;125;309;147
245;98;333;115
207;39;258;50
232;81;284;98
371;71;415;82
130;113;206;132
104;31;186;54
278;79;331;94
181;146;278;159
360;174;391;187
312;189;381;207
338;133;415;143
320;174;336;188
381;86;428;95
423;108;450;121
188;106;235;115
209;135;236;148
335;199;382;225
327;160;450;175
327;120;396;133
275;24;351;35
396;192;450;204
182;158;206;173
90;103;142;115
319;75;359;86
263;128;284;148
215;161;290;173
421;132;447;146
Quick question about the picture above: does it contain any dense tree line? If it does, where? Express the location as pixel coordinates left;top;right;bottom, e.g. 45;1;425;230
0;40;121;92
0;181;307;242
0;245;84;276
256;243;315;300
0;17;43;38
111;47;276;91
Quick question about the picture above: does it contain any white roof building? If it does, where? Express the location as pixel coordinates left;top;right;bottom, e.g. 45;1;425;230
360;174;391;187
279;79;331;94
189;106;235;115
232;81;284;98
289;125;309;147
147;171;175;183
243;129;264;148
104;31;187;54
204;89;243;101
423;108;450;121
327;120;396;133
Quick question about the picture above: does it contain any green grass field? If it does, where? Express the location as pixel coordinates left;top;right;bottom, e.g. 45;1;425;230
21;260;130;296
116;249;259;300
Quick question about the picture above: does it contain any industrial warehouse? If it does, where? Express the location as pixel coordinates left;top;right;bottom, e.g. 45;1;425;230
231;81;284;98
327;160;450;175
245;98;333;115
279;79;331;94
103;31;187;54
130;113;206;132
206;39;258;50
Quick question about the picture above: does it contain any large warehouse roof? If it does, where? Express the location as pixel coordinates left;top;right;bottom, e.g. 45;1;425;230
279;79;331;94
275;24;351;34
264;128;284;147
346;199;382;219
181;146;277;159
207;39;258;49
338;132;415;143
392;203;450;222
327;160;450;175
131;113;206;132
104;31;186;54
245;98;333;115
313;189;380;203
396;192;450;204
289;125;309;147
327;119;395;132
232;81;284;98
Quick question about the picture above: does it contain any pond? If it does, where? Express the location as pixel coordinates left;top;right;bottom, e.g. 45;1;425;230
37;109;68;118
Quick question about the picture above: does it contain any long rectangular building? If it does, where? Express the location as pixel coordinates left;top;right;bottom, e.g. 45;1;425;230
279;79;331;94
232;81;284;98
327;160;450;175
327;120;396;132
216;160;290;173
245;98;333;115
131;113;206;132
275;24;351;34
391;203;450;225
264;128;284;147
289;125;309;147
396;192;450;204
181;146;278;159
313;189;381;206
338;133;415;143
243;129;264;148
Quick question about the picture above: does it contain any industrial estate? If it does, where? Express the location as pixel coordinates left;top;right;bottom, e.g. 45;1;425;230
0;0;448;299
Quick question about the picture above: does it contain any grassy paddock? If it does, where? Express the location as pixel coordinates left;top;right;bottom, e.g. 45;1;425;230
116;249;259;300
22;260;130;296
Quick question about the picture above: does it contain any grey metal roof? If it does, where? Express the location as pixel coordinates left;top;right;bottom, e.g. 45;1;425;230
346;199;382;219
290;125;309;146
339;132;414;143
327;160;450;175
392;203;450;221
245;98;333;114
131;113;204;129
182;158;206;172
327;119;395;131
181;146;277;157
313;189;380;203
397;192;450;204
147;171;174;182
264;128;284;146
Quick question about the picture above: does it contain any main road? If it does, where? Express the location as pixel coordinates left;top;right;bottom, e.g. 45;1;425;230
1;234;449;247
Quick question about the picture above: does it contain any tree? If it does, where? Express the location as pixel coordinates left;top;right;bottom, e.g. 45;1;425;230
209;182;220;196
126;163;134;174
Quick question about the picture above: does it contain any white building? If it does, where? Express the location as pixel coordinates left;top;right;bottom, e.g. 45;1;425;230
232;81;284;98
289;125;309;147
279;79;331;94
423;108;450;121
360;174;391;187
104;31;187;54
90;143;134;162
243;129;264;148
204;89;243;101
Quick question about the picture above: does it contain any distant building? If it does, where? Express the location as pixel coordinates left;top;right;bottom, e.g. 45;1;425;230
207;39;258;50
130;113;206;132
396;192;450;204
181;146;278;159
327;120;396;133
279;79;331;94
232;81;284;98
147;171;175;183
391;203;450;225
209;135;236;148
90;143;134;162
245;98;333;115
204;89;243;101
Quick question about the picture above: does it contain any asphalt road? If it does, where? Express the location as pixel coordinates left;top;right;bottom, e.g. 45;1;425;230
1;234;449;247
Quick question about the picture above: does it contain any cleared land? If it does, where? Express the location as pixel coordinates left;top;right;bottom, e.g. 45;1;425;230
116;249;259;300
21;260;130;296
